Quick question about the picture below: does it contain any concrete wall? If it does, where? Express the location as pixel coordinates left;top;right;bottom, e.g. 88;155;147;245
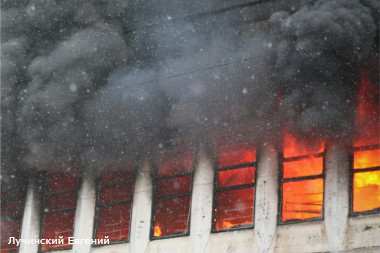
17;143;380;253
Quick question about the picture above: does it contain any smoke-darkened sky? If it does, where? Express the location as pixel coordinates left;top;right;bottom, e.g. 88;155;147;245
1;0;379;176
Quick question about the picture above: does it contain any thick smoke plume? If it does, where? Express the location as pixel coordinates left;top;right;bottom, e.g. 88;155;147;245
1;0;378;175
271;0;377;142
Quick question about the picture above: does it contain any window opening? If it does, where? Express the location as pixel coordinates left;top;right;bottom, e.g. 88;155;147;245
40;168;79;252
93;165;136;244
212;143;256;232
151;149;194;239
351;145;380;214
351;69;380;215
0;176;27;253
280;133;325;223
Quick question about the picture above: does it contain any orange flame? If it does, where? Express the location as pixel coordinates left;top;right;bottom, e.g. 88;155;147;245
354;149;380;169
153;225;162;237
222;221;234;229
219;144;256;167
215;144;256;231
283;131;324;158
352;69;380;213
283;131;324;178
282;132;324;221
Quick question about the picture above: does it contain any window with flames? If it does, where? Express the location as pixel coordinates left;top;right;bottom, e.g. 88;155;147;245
213;144;256;232
40;169;79;251
280;133;325;223
94;166;135;244
151;149;195;239
0;177;27;253
351;70;380;215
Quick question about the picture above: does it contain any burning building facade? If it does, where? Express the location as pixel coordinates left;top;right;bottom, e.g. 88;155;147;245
1;0;379;252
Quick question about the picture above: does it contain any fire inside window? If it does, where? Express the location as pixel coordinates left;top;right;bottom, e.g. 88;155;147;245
151;149;194;239
280;133;324;223
352;146;380;214
351;69;380;215
94;166;135;243
40;169;79;251
0;177;27;253
213;144;256;231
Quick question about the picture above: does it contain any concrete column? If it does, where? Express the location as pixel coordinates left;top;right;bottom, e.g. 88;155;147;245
190;145;214;253
72;170;96;253
324;144;350;252
19;177;40;253
130;160;153;253
254;144;279;253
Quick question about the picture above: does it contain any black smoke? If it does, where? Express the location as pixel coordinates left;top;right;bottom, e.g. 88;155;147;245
1;0;378;175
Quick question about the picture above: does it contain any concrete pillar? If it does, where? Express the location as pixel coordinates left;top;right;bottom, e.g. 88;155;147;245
19;177;40;253
324;144;350;252
190;145;214;253
130;160;153;253
72;170;96;253
254;144;279;253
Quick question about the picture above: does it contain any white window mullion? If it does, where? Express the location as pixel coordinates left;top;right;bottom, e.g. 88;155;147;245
72;170;96;253
129;160;152;253
19;176;40;253
190;144;214;253
254;144;279;253
324;144;349;252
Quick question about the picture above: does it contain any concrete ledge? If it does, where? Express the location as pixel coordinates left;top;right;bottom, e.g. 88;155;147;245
91;243;129;253
147;236;190;253
345;214;380;250
274;221;328;253
205;229;256;253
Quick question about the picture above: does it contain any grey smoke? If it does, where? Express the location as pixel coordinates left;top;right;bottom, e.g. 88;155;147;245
83;67;171;169
0;0;378;174
271;0;377;142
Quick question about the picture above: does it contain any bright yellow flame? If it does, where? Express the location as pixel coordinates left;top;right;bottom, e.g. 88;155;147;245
354;149;380;169
355;171;380;187
153;225;162;237
353;170;380;212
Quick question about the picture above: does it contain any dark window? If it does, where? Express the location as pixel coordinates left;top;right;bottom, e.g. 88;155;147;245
0;177;27;253
212;144;256;232
151;149;194;239
40;169;79;252
94;166;135;244
280;133;324;223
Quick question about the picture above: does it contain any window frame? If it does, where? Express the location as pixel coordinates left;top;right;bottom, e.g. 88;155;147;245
92;166;137;246
349;144;380;217
211;148;258;233
278;150;326;225
0;178;28;253
150;149;196;240
38;170;81;253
